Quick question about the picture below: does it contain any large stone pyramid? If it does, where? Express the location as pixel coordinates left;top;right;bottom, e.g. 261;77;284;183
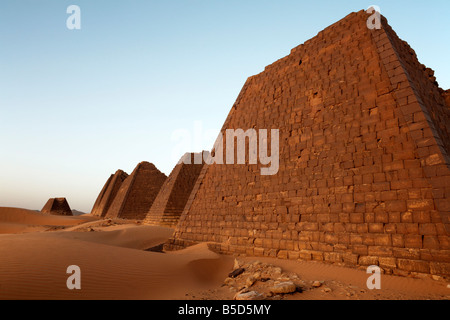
166;10;450;277
105;162;167;220
41;198;73;216
91;169;129;217
144;153;205;227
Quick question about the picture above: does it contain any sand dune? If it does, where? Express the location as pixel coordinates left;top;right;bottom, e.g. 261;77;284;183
0;210;231;300
55;225;175;250
0;222;47;234
0;207;96;227
0;207;448;300
0;231;231;300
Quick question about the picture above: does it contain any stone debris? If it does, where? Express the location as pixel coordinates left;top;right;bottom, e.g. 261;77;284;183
270;281;297;294
322;287;332;293
224;278;234;286
312;281;324;288
228;268;245;278
224;260;302;300
234;291;264;301
245;273;260;288
234;258;243;270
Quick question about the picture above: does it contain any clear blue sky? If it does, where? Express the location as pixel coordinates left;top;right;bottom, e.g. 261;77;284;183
1;1;449;212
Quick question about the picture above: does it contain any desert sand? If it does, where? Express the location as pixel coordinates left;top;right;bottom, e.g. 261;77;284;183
0;207;448;300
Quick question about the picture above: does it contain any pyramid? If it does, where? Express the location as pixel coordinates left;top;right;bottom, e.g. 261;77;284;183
166;11;450;277
91;169;129;217
41;198;73;216
104;162;167;220
144;153;205;227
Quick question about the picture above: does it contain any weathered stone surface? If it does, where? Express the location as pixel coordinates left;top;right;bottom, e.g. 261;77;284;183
229;268;245;278
224;277;234;286
143;153;204;227
91;174;112;215
91;170;128;217
246;276;257;288
41;198;72;216
430;262;450;276
165;10;450;277
270;282;297;294
234;291;264;301
234;258;244;270
312;281;323;288
105;162;167;220
442;89;450;109
224;260;303;298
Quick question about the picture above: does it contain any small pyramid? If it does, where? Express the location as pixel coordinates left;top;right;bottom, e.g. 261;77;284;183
144;153;205;227
91;169;129;217
41;198;73;216
104;162;167;220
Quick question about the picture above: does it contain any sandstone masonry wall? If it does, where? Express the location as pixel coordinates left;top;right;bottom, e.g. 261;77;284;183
105;162;167;220
41;198;73;216
166;11;450;277
91;170;129;217
144;153;204;227
91;174;113;215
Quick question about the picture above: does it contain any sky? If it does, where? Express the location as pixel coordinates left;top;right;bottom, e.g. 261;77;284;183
0;0;449;212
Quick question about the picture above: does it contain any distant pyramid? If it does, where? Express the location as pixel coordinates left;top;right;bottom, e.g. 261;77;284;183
166;10;450;277
91;169;129;217
41;198;73;216
144;153;205;227
105;162;167;220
